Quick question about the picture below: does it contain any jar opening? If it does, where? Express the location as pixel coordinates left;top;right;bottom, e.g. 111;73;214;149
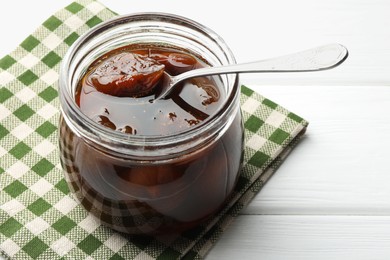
59;13;240;158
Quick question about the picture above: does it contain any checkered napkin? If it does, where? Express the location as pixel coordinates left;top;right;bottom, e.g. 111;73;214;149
0;1;308;259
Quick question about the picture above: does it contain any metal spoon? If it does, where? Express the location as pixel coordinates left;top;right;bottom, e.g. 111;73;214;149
157;43;348;99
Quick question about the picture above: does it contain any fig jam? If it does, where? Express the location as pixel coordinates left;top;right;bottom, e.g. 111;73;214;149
59;14;244;235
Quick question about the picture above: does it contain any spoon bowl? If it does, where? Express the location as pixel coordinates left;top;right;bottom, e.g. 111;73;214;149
156;43;348;99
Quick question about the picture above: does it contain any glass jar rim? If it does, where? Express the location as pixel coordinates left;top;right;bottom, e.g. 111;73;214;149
59;12;240;159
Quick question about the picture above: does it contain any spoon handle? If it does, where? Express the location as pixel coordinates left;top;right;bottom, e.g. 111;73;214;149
173;43;348;84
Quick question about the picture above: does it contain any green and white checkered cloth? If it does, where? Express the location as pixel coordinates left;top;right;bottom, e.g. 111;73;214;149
0;1;308;259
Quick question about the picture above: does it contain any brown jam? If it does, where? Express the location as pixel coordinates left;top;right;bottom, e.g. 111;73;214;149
59;44;244;234
75;45;224;136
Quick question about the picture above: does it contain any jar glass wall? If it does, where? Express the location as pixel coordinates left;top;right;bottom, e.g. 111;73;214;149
58;13;244;234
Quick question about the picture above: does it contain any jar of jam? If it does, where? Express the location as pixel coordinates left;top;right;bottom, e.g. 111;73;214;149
58;13;244;234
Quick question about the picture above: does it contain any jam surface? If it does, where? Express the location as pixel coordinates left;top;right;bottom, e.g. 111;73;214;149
76;45;224;136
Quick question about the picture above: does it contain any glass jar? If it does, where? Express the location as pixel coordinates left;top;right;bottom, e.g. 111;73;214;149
58;13;244;234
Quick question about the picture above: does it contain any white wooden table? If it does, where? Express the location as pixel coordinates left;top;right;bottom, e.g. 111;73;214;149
1;1;390;259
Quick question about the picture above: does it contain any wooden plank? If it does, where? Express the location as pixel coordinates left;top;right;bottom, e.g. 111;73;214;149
207;215;390;259
1;0;390;85
107;0;390;86
242;85;390;215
